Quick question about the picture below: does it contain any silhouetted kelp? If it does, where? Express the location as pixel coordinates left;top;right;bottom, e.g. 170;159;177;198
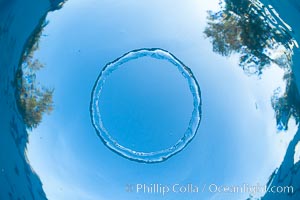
15;17;53;129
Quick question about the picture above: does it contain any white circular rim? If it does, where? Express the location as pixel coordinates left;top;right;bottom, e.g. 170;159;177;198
90;48;202;163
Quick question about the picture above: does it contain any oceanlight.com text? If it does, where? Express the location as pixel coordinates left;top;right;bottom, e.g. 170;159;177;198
125;183;294;196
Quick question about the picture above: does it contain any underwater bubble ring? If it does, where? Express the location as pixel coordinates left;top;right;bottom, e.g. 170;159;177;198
90;48;202;163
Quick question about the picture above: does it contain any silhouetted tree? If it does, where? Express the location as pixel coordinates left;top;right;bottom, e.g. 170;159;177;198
15;18;54;129
204;1;300;198
204;0;296;76
271;73;300;130
204;0;300;131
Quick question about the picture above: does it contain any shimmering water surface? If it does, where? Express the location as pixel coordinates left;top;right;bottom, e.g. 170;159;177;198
24;0;300;199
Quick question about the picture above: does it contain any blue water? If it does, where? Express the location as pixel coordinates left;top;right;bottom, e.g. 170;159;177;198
21;0;300;199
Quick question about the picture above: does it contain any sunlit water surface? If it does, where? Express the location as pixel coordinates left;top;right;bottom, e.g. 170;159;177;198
26;0;299;199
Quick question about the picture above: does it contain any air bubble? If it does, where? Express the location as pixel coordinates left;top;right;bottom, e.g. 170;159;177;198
90;48;202;163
